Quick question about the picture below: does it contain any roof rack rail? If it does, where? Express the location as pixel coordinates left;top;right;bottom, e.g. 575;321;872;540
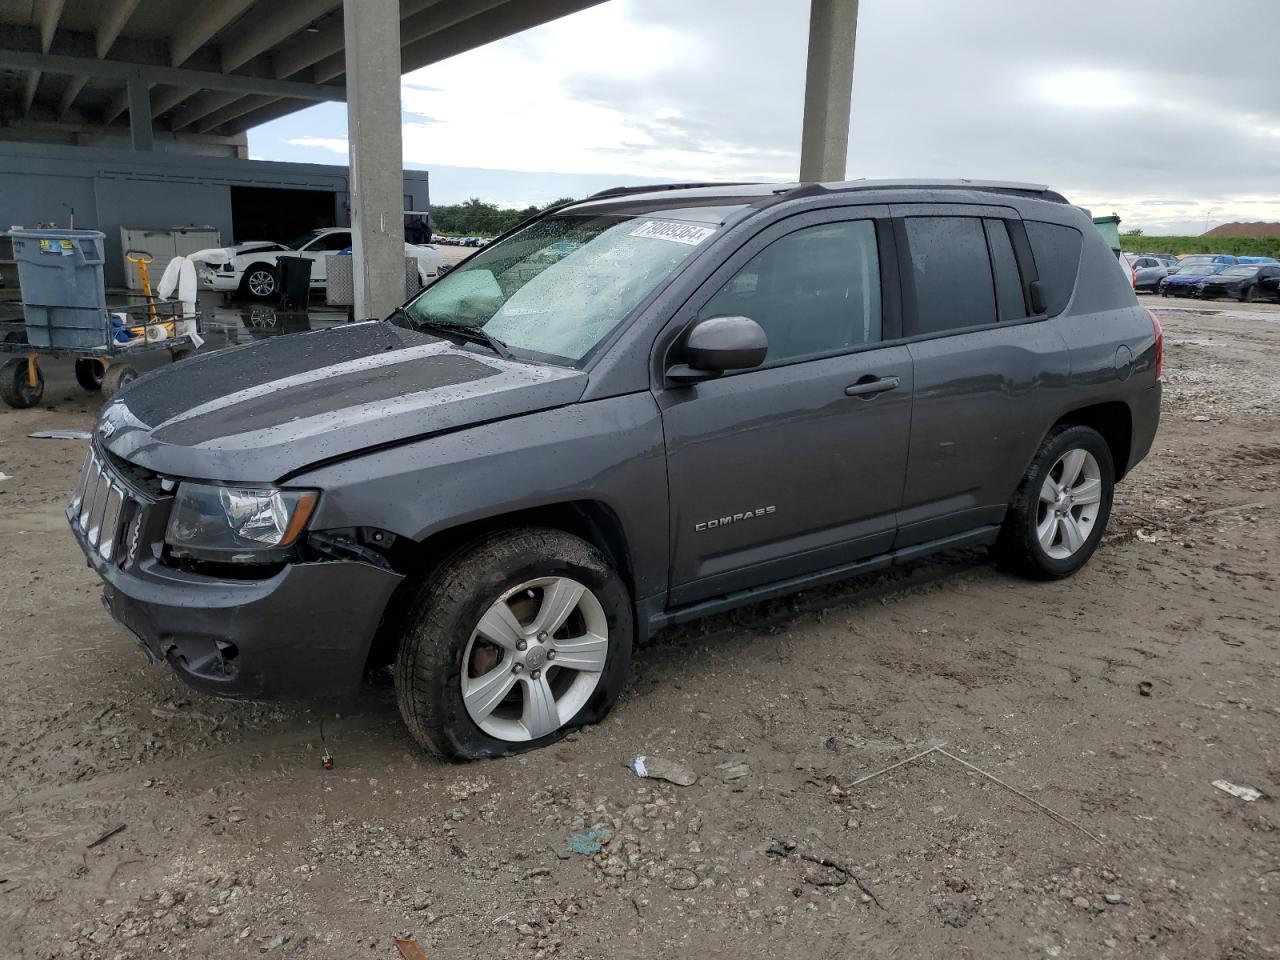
586;182;764;200
793;179;1069;204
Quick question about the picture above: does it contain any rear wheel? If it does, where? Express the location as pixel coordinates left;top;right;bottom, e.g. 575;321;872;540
0;356;44;409
994;425;1114;580
1241;285;1255;303
75;358;105;391
395;528;633;760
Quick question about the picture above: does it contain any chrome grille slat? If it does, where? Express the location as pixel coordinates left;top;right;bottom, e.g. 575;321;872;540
69;447;146;565
87;475;110;547
79;461;102;531
99;486;124;560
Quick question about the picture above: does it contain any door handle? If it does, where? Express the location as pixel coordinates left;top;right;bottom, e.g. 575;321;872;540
845;375;900;398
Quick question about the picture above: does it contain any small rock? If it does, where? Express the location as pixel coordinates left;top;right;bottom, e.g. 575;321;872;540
717;760;751;781
665;868;699;891
936;902;976;928
1104;893;1124;905
1072;896;1091;909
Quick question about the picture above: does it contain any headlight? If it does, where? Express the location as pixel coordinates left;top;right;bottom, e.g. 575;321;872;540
165;482;318;562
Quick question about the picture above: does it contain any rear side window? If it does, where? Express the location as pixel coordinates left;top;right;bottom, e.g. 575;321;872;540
904;217;997;335
699;219;881;365
984;218;1027;322
1025;221;1083;316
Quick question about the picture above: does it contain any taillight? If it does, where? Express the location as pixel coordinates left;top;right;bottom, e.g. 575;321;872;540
1145;307;1163;380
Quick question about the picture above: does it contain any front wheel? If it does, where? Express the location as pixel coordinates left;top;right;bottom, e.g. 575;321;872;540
75;358;105;391
101;364;138;399
1241;285;1255;303
240;264;278;301
993;425;1115;580
395;528;633;760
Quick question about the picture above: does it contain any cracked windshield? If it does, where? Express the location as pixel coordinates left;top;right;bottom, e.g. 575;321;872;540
402;212;719;362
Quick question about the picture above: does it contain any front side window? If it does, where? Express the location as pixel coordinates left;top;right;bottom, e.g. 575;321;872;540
905;216;997;334
402;212;720;363
313;232;352;251
697;219;881;365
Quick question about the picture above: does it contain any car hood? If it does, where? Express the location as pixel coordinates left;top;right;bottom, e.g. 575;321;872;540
188;241;287;264
98;322;588;482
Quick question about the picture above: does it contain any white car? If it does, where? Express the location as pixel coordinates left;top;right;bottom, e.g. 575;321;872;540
193;227;443;300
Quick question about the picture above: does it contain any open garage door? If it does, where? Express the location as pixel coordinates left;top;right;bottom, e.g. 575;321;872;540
230;187;339;245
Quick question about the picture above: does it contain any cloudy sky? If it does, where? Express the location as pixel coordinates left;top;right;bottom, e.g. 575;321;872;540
249;0;1280;234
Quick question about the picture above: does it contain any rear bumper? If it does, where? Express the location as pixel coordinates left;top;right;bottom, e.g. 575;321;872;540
77;520;404;697
1126;381;1162;476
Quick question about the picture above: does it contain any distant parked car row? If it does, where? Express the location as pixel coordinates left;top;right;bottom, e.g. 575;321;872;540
1123;252;1280;301
436;236;491;247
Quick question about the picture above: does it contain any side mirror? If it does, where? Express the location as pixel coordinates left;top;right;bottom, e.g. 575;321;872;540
1029;280;1048;315
667;315;768;384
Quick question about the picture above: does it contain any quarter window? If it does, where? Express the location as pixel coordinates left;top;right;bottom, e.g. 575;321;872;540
904;217;997;335
1025;221;1083;316
698;219;881;365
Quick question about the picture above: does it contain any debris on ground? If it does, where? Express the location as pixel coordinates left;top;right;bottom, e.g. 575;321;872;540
716;759;751;781
394;937;430;960
1138;681;1153;697
1212;779;1262;802
565;829;614;856
629;755;697;786
86;823;127;848
28;429;91;440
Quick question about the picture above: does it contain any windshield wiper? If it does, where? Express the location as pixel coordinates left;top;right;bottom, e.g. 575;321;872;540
397;310;514;360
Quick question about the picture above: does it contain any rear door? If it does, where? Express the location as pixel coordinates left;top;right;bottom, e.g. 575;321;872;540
891;206;1073;547
657;206;914;605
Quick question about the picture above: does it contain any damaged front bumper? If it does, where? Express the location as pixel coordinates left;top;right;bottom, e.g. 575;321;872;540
68;446;403;697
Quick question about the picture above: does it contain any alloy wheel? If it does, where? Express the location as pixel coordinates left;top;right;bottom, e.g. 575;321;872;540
247;270;276;297
460;577;609;742
1036;448;1103;560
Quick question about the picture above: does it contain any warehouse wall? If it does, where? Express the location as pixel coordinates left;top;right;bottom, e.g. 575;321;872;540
0;142;430;287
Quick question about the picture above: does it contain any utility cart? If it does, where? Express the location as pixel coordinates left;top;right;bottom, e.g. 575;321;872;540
1;229;201;409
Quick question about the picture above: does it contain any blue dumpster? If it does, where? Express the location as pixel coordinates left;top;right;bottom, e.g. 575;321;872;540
10;229;108;349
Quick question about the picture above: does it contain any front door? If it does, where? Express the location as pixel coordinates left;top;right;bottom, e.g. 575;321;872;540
656;208;913;605
300;231;351;283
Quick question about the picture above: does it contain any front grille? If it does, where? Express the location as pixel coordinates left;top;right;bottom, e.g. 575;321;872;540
68;447;146;564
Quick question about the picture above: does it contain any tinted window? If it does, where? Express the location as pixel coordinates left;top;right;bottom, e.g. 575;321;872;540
985;219;1027;322
699;220;881;364
314;232;352;251
1025;221;1083;316
905;217;997;334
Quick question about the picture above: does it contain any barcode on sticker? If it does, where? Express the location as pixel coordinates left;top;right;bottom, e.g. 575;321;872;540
630;221;715;245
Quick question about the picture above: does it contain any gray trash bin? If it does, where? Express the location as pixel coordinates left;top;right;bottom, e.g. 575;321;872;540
10;229;108;349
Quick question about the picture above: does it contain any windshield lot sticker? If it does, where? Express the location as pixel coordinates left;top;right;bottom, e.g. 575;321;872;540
630;221;716;245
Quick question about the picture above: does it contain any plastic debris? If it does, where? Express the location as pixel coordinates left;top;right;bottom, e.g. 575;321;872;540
717;759;751;781
29;430;91;440
629;755;697;786
0;472;10;482
1212;780;1262;802
394;937;429;960
565;828;613;856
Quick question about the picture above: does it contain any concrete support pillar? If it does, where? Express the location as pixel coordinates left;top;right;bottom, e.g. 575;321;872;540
127;76;154;151
343;0;404;320
798;0;858;182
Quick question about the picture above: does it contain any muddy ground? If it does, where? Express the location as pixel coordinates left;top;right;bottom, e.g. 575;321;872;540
1;300;1277;960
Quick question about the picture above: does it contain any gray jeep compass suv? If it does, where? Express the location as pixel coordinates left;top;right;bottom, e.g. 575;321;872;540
69;180;1162;759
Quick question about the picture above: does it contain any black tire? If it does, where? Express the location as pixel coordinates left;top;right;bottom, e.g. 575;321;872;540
4;330;27;344
1241;285;1255;303
101;364;139;399
240;263;278;301
170;348;196;362
993;424;1115;581
0;356;44;408
75;358;105;391
395;527;633;760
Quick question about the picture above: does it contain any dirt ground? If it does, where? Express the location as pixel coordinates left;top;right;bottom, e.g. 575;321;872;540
1;299;1277;960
